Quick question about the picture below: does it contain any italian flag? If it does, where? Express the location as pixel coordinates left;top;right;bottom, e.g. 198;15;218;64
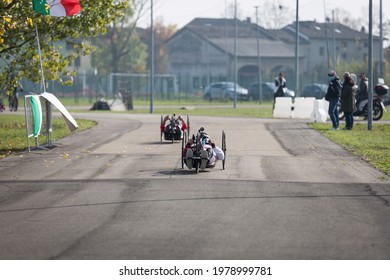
32;0;82;17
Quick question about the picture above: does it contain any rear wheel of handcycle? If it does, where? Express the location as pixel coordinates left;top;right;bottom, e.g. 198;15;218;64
186;114;190;137
181;131;186;169
222;130;226;170
160;115;163;142
160;114;163;142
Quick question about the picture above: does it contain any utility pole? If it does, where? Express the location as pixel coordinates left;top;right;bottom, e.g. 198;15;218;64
255;6;263;104
379;0;384;78
295;0;299;96
368;0;373;130
149;0;154;114
332;10;336;71
233;0;237;108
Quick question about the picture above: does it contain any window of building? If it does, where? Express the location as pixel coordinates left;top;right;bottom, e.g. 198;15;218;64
342;53;347;59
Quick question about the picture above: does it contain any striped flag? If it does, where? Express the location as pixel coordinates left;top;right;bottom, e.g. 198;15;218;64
32;0;82;17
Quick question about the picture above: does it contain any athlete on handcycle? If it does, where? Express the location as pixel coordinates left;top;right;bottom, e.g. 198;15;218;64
160;114;188;141
183;127;224;171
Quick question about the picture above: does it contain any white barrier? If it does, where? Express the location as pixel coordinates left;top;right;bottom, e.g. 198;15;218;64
293;97;316;119
273;97;330;122
310;99;329;123
273;97;293;118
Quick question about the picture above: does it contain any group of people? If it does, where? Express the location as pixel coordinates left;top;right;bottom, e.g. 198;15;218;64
326;70;368;130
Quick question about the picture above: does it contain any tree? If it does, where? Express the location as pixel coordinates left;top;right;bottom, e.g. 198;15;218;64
0;0;128;95
256;0;293;29
90;0;149;75
144;17;177;74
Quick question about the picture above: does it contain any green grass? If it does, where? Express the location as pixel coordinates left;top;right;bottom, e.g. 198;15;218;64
0;115;96;159
128;105;274;118
310;123;390;176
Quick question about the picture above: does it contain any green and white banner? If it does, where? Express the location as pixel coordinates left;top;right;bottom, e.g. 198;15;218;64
30;95;42;137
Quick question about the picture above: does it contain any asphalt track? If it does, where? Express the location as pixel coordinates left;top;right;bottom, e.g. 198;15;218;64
0;112;389;259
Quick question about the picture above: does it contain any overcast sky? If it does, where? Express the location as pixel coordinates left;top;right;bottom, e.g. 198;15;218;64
138;0;388;28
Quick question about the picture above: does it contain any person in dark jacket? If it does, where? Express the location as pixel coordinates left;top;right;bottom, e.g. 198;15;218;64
356;72;368;111
340;72;356;130
325;70;341;130
273;72;287;110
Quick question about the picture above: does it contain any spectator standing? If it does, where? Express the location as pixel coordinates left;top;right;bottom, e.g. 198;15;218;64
325;70;342;130
356;73;368;111
273;72;287;110
340;72;356;130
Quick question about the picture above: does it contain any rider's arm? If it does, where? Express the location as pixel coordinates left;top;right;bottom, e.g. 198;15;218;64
161;115;169;132
163;115;170;123
178;115;187;131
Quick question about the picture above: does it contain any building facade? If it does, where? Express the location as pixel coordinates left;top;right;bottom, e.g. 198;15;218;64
166;18;381;96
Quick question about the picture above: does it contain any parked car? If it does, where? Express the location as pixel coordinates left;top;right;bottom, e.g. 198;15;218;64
203;82;248;101
301;83;328;99
248;82;295;101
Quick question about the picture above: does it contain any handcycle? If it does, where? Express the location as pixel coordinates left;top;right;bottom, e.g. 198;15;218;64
160;114;190;143
181;127;226;173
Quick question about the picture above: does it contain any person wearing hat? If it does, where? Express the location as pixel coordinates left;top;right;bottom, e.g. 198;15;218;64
340;72;356;130
325;70;342;130
356;73;368;111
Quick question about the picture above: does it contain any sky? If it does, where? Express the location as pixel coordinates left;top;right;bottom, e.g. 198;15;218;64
138;0;389;29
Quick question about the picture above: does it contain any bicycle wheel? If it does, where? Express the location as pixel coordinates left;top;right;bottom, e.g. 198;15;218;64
181;131;186;169
186;114;190;137
222;130;226;170
160;114;163;142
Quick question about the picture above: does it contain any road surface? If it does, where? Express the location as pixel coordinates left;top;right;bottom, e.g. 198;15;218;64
0;113;389;259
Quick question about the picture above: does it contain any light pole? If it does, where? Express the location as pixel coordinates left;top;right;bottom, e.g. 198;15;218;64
368;0;373;130
295;0;299;96
255;6;263;104
379;0;384;78
205;23;212;87
233;0;237;109
149;0;154;114
332;10;336;71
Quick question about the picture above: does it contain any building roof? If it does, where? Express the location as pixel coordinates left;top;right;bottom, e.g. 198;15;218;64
167;17;296;59
210;38;296;58
167;17;280;43
276;21;378;44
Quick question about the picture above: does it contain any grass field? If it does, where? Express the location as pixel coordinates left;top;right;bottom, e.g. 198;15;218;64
0;115;96;159
310;122;390;177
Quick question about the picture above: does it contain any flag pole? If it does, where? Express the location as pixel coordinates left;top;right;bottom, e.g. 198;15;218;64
35;23;53;147
35;23;46;93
